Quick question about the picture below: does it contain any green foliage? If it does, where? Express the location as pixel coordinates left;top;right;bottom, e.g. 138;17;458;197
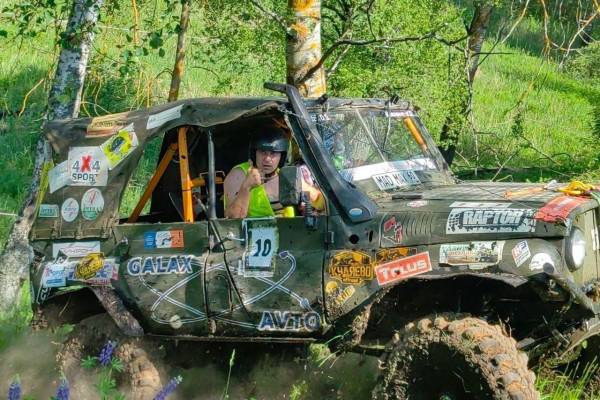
566;41;600;81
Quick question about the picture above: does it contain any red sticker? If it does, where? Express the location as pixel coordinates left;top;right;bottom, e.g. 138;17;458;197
375;252;432;285
383;216;396;232
534;196;588;222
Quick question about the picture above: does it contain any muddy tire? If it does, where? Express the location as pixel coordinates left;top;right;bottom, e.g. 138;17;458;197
57;313;163;400
372;314;539;400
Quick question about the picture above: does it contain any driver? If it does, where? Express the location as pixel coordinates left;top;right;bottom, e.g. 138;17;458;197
224;131;324;218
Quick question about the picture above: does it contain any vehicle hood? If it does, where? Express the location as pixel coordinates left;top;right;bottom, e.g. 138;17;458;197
375;181;598;247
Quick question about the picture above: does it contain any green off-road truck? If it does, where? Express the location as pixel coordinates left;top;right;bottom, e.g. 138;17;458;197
30;83;600;399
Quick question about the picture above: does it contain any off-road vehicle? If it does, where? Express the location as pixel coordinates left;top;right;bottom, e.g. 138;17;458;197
30;83;600;399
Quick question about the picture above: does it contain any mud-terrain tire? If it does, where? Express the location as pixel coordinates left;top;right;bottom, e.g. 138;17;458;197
57;313;163;400
372;314;539;400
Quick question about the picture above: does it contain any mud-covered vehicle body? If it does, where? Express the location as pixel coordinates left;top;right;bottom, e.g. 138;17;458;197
31;84;600;398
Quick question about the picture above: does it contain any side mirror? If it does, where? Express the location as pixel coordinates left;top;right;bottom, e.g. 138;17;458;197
279;166;302;207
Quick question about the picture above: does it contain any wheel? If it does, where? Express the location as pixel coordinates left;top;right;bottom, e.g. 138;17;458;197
372;314;539;400
57;313;163;400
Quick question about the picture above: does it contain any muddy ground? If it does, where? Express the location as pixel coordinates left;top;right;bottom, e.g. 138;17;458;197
1;328;378;399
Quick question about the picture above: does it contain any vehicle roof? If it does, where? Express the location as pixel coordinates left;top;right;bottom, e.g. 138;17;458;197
44;96;412;155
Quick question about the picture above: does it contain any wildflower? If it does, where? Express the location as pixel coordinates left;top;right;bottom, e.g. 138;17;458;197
153;376;183;400
55;378;69;400
98;340;117;367
8;376;21;400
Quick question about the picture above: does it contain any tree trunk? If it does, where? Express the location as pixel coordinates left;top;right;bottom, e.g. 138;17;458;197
438;1;493;167
0;0;104;313
286;0;326;98
168;0;192;102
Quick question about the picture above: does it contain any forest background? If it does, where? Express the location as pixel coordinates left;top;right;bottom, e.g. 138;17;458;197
0;0;599;398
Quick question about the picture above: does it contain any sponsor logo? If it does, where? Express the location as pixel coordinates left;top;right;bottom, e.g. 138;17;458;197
530;253;554;272
86;112;130;137
144;230;185;249
325;281;356;307
512;241;531;267
446;208;536;234
372;170;420;191
126;255;193;276
328;251;374;284
382;216;403;244
74;253;105;280
38;204;59;218
375;252;432;285
81;188;104;220
42;263;67;288
258;311;321;332
52;241;101;258
535;196;588;223
100;129;138;169
439;241;504;269
68;147;108;186
61;198;79;222
375;247;417;263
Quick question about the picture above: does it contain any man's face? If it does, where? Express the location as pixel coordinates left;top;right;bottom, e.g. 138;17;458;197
256;149;281;175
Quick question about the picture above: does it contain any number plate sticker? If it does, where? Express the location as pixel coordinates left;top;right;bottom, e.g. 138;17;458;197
372;171;420;191
243;218;279;277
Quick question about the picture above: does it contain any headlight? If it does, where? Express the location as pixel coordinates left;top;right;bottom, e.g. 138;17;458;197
566;227;586;270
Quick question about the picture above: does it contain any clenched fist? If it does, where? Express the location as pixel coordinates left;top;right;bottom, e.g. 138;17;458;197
241;159;262;190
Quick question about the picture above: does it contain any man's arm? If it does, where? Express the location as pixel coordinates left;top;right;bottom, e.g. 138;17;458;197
224;161;262;218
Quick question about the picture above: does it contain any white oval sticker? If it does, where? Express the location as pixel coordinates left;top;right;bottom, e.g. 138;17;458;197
81;188;104;220
61;198;79;222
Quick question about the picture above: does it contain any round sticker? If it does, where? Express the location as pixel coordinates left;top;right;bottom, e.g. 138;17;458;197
61;198;79;222
81;188;104;220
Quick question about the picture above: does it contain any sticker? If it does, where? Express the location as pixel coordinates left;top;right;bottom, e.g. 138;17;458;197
534;196;589;223
325;281;356;306
144;230;184;249
38;204;59;218
375;252;432;286
126;255;194;275
61;198;79;222
530;253;554;272
74;253;105;280
36;160;53;210
328;251;374;284
42;263;67;288
87;112;131;137
100;129;138;169
81;188;104;220
372;170;420;191
146;104;183;129
406;200;428;208
243;219;279;277
68;258;117;285
512;241;531;267
381;216;403;244
375;247;417;263
68;147;108;186
439;241;504;269
450;202;510;208
258;311;321;332
340;159;435;182
52;241;101;258
446;208;536;234
48;160;70;193
169;315;183;329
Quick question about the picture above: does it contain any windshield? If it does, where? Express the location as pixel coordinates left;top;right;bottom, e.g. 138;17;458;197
311;108;451;197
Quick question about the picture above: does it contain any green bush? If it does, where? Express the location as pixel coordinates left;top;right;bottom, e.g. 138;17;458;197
566;41;600;80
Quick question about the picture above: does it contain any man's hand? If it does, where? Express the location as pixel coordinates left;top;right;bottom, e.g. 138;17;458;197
241;159;262;191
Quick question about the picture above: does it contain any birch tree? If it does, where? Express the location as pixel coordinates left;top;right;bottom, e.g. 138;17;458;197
0;0;104;313
168;0;192;102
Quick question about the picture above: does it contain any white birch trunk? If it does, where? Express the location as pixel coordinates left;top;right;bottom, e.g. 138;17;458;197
0;0;104;313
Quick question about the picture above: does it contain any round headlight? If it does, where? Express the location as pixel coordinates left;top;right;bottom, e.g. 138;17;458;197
566;228;586;270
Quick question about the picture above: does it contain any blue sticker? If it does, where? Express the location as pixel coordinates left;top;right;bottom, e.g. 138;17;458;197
144;232;156;248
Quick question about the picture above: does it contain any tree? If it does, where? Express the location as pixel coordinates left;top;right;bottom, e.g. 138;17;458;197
0;0;104;313
168;0;192;102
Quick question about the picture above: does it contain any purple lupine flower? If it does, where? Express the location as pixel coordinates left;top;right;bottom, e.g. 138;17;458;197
55;378;69;400
153;376;183;400
98;340;117;367
8;376;21;400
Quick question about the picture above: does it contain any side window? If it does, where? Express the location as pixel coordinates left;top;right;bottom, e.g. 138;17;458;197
119;136;162;220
